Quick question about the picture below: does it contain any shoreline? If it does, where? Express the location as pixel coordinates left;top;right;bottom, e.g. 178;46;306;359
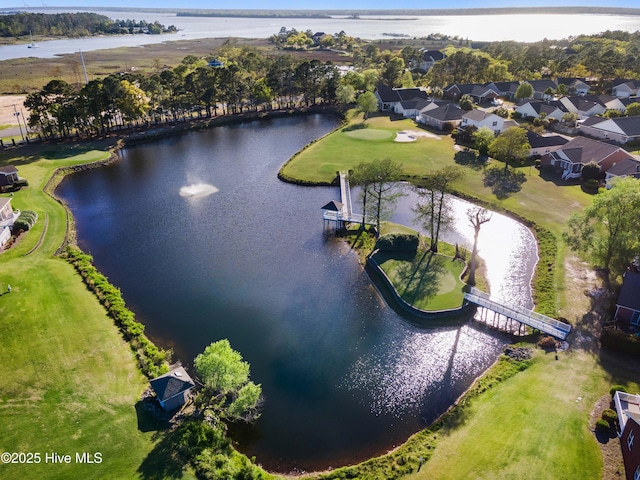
17;108;539;477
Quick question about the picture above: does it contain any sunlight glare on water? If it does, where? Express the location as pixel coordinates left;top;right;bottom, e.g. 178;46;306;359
344;325;505;418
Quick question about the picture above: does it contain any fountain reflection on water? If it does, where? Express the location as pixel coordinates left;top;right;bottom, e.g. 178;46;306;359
179;183;219;198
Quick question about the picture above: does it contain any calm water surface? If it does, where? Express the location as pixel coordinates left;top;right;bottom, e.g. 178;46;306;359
57;115;531;471
3;9;640;60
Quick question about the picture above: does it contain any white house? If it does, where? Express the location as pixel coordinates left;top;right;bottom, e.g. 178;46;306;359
460;110;509;134
579;116;640;144
0;197;19;250
559;96;604;118
418;103;464;130
515;99;568;121
612;79;640;98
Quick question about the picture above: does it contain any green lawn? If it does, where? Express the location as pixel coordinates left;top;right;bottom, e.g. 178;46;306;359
282;112;592;234
0;143;195;479
404;349;639;480
375;249;466;311
281;114;457;183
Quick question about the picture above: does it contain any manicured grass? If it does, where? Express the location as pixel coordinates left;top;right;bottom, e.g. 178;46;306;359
0;143;196;479
282;112;592;234
344;128;393;140
281;113;457;183
404;349;632;480
375;249;466;311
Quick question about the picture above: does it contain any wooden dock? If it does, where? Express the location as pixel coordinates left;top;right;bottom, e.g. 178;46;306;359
322;171;374;226
464;287;571;340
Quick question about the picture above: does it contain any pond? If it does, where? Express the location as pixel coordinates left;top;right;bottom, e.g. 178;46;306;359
56;114;535;472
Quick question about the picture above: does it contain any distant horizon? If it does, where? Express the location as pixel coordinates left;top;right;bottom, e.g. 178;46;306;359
4;1;640;11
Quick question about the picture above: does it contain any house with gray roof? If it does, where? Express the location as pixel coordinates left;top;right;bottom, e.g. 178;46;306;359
604;157;640;188
529;79;558;100
460;110;513;134
560;95;626;119
556;78;591;96
526;130;568;157
374;85;429;115
540;136;636;180
0;165;19;191
579;116;640;144
612;79;640;98
614;272;640;326
418;50;445;72
150;367;196;411
443;83;499;103
486;81;520;99
515;99;568;121
418;103;464;130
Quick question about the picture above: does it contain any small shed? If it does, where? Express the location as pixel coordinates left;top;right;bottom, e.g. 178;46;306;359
150;367;196;411
0;165;19;190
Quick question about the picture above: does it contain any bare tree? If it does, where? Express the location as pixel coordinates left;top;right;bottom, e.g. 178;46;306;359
466;207;492;286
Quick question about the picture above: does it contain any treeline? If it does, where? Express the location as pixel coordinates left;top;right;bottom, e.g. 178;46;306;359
22;28;640;140
0;12;176;38
176;10;330;18
24;48;346;140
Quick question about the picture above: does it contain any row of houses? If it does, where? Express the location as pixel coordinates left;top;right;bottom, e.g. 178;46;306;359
515;95;633;120
445;77;640;101
375;84;640;187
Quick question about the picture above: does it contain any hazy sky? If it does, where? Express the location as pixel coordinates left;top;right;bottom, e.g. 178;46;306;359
6;1;640;9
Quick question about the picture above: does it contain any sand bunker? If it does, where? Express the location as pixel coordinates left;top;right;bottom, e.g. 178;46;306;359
394;130;442;142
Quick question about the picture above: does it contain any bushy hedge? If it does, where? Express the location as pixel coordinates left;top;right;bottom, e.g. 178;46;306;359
602;408;617;428
342;122;368;132
601;329;640;357
12;210;38;233
375;233;419;253
65;246;170;378
610;384;628;396
595;418;612;434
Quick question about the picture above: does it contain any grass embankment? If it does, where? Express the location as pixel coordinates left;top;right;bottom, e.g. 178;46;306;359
0;142;196;479
289;112;634;479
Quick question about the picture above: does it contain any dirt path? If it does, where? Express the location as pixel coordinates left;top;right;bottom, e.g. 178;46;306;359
563;255;625;479
0;95;27;126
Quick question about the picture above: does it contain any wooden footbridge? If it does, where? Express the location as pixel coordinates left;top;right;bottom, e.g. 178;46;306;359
464;287;571;340
322;172;374;228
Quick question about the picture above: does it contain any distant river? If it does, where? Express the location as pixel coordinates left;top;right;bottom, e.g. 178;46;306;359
56;114;535;472
2;9;640;61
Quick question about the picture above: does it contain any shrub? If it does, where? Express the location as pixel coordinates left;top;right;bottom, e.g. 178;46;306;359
375;233;419;253
602;408;618;428
12;219;31;232
610;384;628;396
342;122;368;132
595;418;612;434
537;336;557;350
583;178;600;194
